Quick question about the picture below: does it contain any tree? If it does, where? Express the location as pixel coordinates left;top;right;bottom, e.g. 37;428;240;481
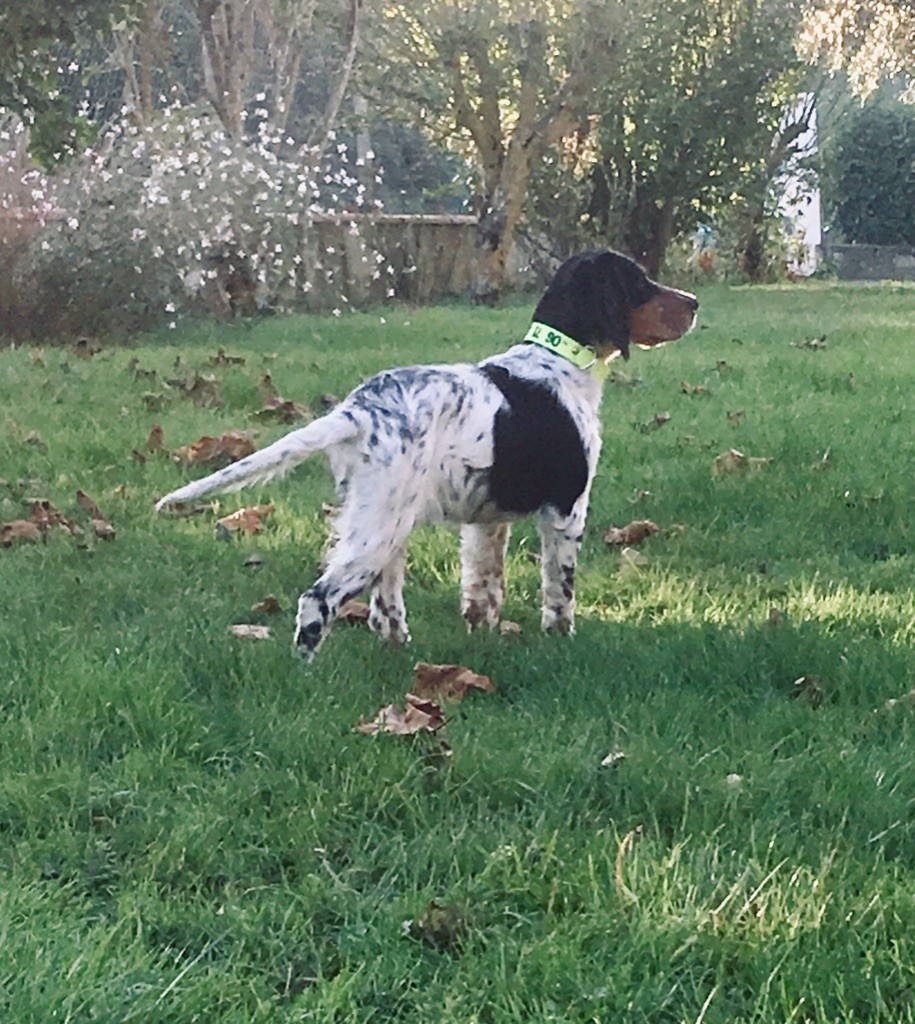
365;0;630;300
0;0;139;163
799;0;915;99
824;101;915;244
526;0;815;277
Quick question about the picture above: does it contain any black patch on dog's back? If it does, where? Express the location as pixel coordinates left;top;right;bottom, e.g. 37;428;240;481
479;365;588;517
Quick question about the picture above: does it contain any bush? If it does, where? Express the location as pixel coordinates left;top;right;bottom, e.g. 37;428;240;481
11;105;383;338
825;102;915;246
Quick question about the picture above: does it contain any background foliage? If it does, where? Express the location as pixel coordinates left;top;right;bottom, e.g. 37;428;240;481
823;100;915;245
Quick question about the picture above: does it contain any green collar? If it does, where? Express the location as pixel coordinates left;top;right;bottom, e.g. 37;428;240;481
524;322;611;382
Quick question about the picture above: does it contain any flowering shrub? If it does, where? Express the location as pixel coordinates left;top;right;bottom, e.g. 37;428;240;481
7;103;388;337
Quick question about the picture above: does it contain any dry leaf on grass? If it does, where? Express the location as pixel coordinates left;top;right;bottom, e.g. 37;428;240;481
174;431;257;467
209;348;246;367
76;490;116;540
251;594;282;614
92;518;117;540
1;520;43;547
76;489;103;519
230;624;272;640
146;424;165;453
354;693;447;736
338;599;371;624
28;499;74;533
727;410;746;428
166;370;222;407
499;620;522;636
256;396;311;424
407;901;467;952
791;674;825;708
412;662;494;703
639;411;670;433
216;503;275;535
603;520;659;547
712;448;773;475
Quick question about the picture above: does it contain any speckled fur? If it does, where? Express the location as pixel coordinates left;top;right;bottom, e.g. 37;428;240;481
155;250;698;661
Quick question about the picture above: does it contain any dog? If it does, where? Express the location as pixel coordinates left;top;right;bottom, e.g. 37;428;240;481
156;250;698;660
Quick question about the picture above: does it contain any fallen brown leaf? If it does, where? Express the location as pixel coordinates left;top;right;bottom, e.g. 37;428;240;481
727;410;746;428
28;499;71;532
209;348;246;367
256;395;312;424
603;520;659;547
712;449;773;475
167;371;222;407
639;411;670;433
251;594;282;614
174;431;257;467
499;620;522;637
354;693;447;735
92;518;117;541
1;520;43;547
216;503;275;535
412;662;494;703
791;674;825;708
76;490;104;519
409;901;466;952
230;624;272;640
146;424;165;453
338;599;371;624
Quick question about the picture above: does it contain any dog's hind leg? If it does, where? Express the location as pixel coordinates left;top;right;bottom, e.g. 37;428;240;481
294;502;416;661
460;522;511;630
368;544;411;646
538;502;587;635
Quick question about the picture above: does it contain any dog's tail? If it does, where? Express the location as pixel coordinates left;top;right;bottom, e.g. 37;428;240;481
155;410;358;511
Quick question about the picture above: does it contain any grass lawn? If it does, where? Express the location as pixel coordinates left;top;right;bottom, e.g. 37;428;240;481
1;279;914;1022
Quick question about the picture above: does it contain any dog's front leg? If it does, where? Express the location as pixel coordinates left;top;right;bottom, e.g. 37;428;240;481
460;522;511;630
368;545;411;646
538;503;587;635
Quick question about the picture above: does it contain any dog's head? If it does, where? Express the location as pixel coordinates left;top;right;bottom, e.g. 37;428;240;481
532;249;698;360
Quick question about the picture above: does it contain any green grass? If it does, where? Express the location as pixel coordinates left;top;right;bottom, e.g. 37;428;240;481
1;280;914;1022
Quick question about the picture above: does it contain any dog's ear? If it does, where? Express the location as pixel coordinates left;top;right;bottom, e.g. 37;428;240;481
589;251;635;359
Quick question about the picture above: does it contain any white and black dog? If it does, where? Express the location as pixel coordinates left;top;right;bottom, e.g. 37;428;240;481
156;250;698;660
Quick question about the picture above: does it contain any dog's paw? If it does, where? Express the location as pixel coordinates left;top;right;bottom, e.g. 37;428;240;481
462;598;500;632
541;608;575;635
293;620;323;662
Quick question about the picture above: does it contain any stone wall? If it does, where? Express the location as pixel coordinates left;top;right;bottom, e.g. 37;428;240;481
823;243;915;281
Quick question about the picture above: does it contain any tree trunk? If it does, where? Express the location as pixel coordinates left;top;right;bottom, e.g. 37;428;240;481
194;0;254;137
623;197;675;277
